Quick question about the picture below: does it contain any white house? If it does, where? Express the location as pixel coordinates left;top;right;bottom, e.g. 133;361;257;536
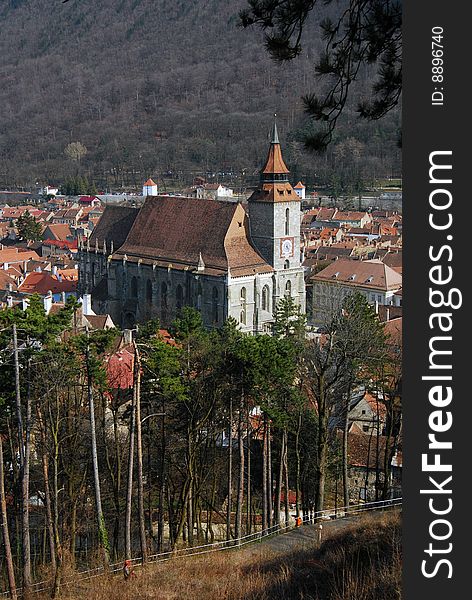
294;181;306;200
142;178;158;197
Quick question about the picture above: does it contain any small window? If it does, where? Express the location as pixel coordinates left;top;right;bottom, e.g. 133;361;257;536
146;279;152;304
284;259;290;270
285;208;290;235
362;425;369;432
285;280;291;297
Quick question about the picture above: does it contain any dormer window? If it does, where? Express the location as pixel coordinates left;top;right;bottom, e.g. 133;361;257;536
332;272;340;279
348;274;356;281
365;276;374;283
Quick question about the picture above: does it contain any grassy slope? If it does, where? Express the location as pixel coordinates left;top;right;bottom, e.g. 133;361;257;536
50;511;401;600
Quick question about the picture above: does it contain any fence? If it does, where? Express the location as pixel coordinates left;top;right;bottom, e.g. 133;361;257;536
1;496;402;598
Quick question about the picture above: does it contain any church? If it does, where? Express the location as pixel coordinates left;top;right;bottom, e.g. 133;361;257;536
78;124;306;333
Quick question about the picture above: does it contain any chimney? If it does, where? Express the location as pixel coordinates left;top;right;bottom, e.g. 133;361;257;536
43;291;53;315
82;293;94;316
6;295;13;308
123;329;133;345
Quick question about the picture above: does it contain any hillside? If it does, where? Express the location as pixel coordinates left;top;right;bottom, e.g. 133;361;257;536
42;512;401;600
0;0;401;190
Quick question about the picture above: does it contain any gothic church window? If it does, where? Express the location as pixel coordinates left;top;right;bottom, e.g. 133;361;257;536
130;276;138;298
176;284;184;310
240;287;247;325
161;282;168;308
146;279;153;305
212;287;219;323
261;285;270;311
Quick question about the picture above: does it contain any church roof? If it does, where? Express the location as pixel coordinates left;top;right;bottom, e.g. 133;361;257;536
89;206;139;249
112;196;272;277
143;178;157;186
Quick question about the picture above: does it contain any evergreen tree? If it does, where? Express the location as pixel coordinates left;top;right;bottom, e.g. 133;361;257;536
16;210;42;242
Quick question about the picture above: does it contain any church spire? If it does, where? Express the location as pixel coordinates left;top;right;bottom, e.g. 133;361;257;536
261;117;290;183
271;114;280;144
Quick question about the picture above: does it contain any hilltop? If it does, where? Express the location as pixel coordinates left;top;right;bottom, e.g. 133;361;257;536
0;0;400;189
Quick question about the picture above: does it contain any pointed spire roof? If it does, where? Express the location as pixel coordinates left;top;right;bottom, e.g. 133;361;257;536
262;115;289;175
144;178;157;187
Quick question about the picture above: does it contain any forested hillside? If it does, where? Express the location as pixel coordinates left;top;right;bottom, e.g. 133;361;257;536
0;0;401;190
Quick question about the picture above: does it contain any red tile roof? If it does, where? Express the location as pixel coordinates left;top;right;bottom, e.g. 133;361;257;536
18;271;77;295
113;197;272;277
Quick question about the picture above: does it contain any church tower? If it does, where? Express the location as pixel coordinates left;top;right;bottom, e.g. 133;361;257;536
248;120;305;312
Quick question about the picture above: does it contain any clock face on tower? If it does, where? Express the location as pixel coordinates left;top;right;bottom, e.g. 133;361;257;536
280;237;294;258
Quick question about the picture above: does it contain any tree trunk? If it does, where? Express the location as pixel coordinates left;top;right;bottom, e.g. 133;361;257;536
36;407;56;571
226;396;233;540
283;429;290;526
295;411;302;519
133;341;148;563
275;430;284;526
267;419;273;528
86;334;109;568
342;383;353;510
0;435;18;600
314;381;328;518
13;325;32;596
125;382;136;559
262;416;268;532
234;388;245;541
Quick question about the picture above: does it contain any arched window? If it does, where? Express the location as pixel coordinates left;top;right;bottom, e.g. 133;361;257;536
212;287;219;323
130;276;138;298
196;281;203;310
285;280;292;297
240;287;247;325
161;282;168;308
285;207;290;235
284;259;290;270
261;285;270;311
146;279;153;305
176;284;184;310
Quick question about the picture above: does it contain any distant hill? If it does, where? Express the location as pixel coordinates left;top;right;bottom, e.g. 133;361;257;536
0;0;401;190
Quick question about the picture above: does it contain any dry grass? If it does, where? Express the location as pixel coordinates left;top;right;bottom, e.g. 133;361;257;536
38;511;401;600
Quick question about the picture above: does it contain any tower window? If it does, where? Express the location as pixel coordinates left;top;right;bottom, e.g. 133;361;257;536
284;260;290;270
285;208;290;235
146;279;153;304
285;280;292;297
